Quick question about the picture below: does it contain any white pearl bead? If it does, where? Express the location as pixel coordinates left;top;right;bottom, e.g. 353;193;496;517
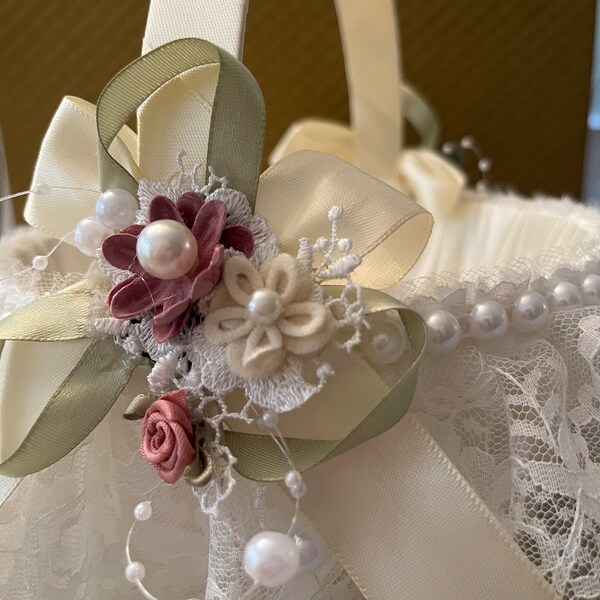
289;481;307;499
295;530;327;573
361;320;406;365
552;281;582;311
441;142;454;155
136;219;198;280
255;409;278;431
512;291;549;333
95;188;138;230
32;255;48;271
31;182;51;195
477;158;492;173
243;531;300;588
125;561;146;582
460;135;475;149
74;216;113;257
284;469;303;489
470;300;508;341
582;274;600;306
246;288;283;325
425;309;461;354
133;501;152;521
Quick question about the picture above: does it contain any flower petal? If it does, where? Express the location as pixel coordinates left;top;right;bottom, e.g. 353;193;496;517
262;254;313;304
280;302;335;356
159;390;192;419
149;196;184;223
176;192;205;228
192;200;227;256
121;224;144;236
220;225;254;257
153;288;191;326
204;306;254;345
223;255;263;307
226;326;285;379
153;307;191;342
102;233;141;273
109;275;173;318
191;245;224;301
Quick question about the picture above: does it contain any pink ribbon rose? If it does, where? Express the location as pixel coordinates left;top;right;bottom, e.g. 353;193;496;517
140;390;196;483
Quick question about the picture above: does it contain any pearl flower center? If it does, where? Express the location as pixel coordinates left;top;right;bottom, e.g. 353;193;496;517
246;288;283;325
136;219;198;280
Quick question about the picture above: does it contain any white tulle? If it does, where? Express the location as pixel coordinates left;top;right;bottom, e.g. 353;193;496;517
1;187;600;599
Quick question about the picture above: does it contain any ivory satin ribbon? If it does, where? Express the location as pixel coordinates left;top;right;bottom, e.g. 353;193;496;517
1;1;560;598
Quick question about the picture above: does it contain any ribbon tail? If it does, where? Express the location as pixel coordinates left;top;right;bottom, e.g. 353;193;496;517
302;413;560;600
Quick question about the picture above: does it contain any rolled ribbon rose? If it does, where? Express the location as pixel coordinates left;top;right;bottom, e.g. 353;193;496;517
140;390;196;483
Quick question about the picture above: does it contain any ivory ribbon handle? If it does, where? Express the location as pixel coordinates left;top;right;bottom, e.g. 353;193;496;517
335;0;403;177
137;0;249;184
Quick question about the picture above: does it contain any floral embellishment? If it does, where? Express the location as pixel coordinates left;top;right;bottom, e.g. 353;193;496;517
140;390;197;484
204;253;336;379
102;192;254;342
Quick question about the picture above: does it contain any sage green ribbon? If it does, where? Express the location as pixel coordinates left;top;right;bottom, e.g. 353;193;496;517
0;338;135;477
97;38;265;208
224;288;426;481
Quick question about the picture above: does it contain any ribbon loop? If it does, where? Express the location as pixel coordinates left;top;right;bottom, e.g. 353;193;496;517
97;38;265;207
257;151;433;290
224;288;427;481
0;339;135;477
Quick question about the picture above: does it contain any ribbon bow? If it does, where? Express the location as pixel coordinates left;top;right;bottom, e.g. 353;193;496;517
0;38;432;480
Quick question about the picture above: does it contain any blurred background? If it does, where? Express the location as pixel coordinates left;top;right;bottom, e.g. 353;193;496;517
0;0;596;222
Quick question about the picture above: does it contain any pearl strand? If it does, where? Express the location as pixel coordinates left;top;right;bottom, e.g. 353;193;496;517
424;269;600;355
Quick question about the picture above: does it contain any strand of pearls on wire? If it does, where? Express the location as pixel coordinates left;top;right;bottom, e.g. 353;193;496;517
124;404;330;598
441;135;492;190
424;269;600;355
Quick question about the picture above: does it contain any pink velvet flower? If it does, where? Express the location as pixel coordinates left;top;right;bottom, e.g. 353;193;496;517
140;390;196;484
102;192;254;342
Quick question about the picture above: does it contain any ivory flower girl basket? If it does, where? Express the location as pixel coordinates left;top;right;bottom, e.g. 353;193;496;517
0;2;598;600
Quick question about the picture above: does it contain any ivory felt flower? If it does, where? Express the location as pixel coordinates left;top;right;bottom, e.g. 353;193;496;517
204;253;336;379
102;193;254;342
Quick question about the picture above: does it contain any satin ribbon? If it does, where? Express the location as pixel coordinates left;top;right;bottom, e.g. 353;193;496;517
270;0;466;217
0;38;432;478
225;289;425;480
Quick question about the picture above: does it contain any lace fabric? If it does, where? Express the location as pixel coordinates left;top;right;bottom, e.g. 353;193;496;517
1;188;600;599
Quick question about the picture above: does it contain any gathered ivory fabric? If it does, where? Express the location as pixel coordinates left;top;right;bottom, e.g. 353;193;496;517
0;1;597;599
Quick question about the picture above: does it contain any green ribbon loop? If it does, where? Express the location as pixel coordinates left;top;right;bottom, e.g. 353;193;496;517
97;38;266;208
224;288;427;481
0;338;135;477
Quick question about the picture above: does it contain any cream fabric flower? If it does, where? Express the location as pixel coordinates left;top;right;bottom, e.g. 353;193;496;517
204;254;335;379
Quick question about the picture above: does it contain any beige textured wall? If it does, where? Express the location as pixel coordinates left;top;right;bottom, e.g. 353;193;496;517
0;0;594;220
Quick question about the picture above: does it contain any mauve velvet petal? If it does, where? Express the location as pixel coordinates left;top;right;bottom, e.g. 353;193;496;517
149;196;184;223
121;224;144;236
220;225;254;257
176;192;205;228
191;245;224;302
102;233;141;273
108;275;139;310
109;275;168;318
154;297;191;326
152;307;191;342
192;200;227;252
